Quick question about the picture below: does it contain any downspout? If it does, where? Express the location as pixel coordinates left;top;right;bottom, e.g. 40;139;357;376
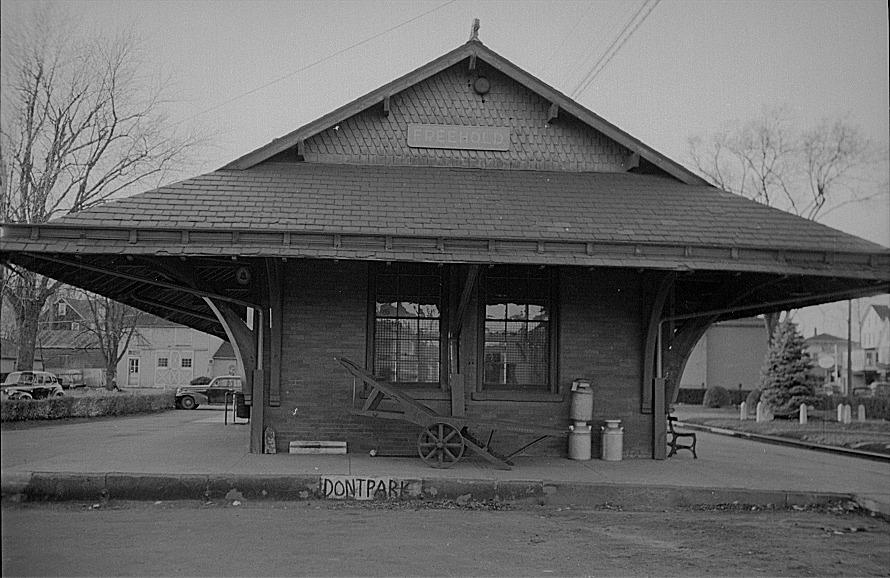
251;309;265;454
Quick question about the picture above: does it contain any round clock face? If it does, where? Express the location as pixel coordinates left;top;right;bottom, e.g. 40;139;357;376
473;76;490;95
235;266;252;286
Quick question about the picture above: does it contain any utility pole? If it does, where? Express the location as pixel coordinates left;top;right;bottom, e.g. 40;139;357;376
847;299;853;396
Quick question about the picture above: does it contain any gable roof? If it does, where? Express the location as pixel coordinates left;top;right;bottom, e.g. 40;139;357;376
213;341;235;359
805;333;856;346
224;39;707;185
869;304;890;321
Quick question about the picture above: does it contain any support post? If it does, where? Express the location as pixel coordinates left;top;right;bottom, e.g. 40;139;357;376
653;377;666;459
266;259;282;407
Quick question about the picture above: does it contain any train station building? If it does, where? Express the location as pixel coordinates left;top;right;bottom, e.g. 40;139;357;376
3;38;888;460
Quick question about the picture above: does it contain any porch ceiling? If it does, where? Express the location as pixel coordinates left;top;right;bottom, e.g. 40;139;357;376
2;251;886;340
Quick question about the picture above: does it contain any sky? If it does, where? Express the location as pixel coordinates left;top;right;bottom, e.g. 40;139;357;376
1;0;888;335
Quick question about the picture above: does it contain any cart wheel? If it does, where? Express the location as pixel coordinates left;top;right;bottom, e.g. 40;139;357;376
417;423;465;468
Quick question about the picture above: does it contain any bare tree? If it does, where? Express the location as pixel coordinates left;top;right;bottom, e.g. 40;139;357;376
78;292;142;390
688;107;882;223
1;5;201;371
688;107;885;338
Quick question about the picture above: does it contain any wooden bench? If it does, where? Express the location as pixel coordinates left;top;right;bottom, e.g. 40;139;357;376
667;415;697;458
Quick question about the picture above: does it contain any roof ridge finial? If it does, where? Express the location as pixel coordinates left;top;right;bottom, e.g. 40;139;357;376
469;18;480;42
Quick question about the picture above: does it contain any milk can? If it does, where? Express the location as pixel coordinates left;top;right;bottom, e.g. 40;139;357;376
568;423;592;460
601;419;623;461
569;379;593;422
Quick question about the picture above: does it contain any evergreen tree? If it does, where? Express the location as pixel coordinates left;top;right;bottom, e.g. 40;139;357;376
760;319;816;416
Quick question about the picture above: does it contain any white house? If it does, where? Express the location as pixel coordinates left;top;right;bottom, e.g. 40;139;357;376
117;315;223;388
861;304;890;382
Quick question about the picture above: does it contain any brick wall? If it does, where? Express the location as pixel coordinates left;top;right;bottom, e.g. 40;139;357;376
265;260;651;458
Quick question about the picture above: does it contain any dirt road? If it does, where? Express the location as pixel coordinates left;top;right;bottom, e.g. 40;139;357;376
3;500;887;576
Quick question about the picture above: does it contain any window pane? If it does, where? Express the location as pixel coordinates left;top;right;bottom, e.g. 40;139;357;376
485;321;506;341
528;304;548;321
376;301;398;317
374;339;398;382
416;302;439;318
376;319;398;340
397;360;419;383
373;264;442;384
396;302;416;317
398;319;417;341
419;319;439;340
507;303;526;320
486;303;506;320
482;267;551;389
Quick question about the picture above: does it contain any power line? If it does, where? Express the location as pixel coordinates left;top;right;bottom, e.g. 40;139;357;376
570;0;661;100
559;1;637;89
183;0;458;124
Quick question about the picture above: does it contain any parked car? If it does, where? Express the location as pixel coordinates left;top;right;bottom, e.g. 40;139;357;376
1;370;65;400
852;386;874;398
870;381;890;398
175;375;242;409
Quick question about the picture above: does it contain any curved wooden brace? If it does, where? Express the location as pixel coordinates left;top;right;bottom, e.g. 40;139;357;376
203;297;256;398
642;273;674;414
662;319;714;408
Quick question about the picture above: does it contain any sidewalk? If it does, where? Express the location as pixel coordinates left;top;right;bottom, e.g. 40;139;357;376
2;409;888;515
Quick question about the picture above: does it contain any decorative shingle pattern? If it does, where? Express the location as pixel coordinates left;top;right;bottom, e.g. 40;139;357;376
53;162;885;255
303;62;629;172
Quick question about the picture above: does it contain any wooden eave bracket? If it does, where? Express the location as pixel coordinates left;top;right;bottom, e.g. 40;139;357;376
625;151;640;171
468;52;477;72
296;140;305;161
547;102;559;123
382;95;391;117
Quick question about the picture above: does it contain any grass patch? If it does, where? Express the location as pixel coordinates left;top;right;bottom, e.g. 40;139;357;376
680;409;890;455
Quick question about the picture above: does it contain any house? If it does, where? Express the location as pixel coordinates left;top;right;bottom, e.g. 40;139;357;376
210;341;240;379
861;304;890;382
2;36;888;458
1;338;44;380
116;314;224;389
804;332;866;393
680;317;769;394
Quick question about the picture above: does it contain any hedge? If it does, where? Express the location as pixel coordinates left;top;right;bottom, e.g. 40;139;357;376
1;390;176;422
812;394;890;421
677;388;753;406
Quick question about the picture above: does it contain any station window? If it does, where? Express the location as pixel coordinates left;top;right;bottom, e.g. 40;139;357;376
371;263;443;386
157;357;169;368
181;358;192;369
480;266;556;391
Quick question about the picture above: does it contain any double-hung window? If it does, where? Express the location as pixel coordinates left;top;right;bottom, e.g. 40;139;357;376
372;263;443;386
482;266;555;391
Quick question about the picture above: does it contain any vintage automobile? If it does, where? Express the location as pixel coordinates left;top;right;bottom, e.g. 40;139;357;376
869;381;890;398
175;375;242;409
1;371;65;400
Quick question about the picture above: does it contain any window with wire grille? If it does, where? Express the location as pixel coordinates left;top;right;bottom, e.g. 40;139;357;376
482;266;553;390
373;264;442;385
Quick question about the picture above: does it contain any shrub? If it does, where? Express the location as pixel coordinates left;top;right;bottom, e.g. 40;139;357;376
702;385;731;408
745;388;761;412
1;390;175;422
676;389;705;405
760;320;816;415
190;376;211;385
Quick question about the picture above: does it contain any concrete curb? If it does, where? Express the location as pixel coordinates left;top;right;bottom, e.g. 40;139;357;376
3;471;880;517
675;420;890;463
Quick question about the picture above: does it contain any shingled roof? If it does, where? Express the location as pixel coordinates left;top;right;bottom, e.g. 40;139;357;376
52;162;886;250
